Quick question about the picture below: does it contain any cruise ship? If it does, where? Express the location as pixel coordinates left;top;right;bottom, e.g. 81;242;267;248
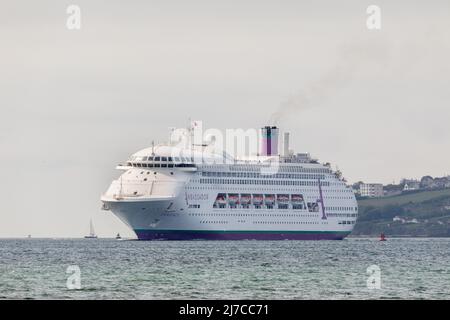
101;124;358;240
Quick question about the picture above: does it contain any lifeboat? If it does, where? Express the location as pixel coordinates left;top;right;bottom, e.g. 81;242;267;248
240;194;251;205
228;194;239;205
277;194;290;203
291;194;304;203
252;194;263;205
215;194;227;205
264;194;275;205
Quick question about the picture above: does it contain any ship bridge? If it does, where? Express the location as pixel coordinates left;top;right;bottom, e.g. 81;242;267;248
117;144;235;170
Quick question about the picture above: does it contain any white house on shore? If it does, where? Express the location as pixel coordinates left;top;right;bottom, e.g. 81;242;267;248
403;179;421;191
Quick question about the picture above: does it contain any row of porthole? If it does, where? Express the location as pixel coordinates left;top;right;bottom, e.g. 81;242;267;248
127;170;175;176
326;214;358;217
189;213;320;218
194;219;331;225
187;185;348;192
338;221;356;225
200;221;228;224
187;185;352;195
195;220;328;225
205;166;330;174
254;221;320;225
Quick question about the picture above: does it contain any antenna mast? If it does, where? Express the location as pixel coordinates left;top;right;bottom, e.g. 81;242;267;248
168;127;175;145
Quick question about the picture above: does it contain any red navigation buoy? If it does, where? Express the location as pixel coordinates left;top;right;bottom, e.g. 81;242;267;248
379;232;387;241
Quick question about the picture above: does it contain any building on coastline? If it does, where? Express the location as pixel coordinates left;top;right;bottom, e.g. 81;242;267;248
359;183;384;198
403;179;421;191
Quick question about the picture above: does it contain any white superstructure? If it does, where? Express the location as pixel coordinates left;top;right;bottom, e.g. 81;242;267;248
101;124;358;240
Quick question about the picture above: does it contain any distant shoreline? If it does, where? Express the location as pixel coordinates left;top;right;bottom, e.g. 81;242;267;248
347;234;450;238
1;236;450;240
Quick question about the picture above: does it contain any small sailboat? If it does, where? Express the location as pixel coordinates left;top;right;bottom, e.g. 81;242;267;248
115;233;122;240
84;219;98;239
379;232;387;241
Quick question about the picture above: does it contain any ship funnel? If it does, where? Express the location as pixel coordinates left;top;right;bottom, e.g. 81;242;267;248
283;132;290;156
260;126;279;156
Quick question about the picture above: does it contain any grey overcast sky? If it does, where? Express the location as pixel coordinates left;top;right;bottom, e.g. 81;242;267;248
1;1;449;237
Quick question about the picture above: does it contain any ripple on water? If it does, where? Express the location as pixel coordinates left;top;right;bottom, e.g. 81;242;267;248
0;238;450;299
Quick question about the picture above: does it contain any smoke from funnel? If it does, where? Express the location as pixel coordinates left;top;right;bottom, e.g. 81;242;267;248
269;40;390;125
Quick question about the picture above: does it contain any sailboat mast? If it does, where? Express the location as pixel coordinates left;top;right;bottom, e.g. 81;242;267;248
90;219;95;236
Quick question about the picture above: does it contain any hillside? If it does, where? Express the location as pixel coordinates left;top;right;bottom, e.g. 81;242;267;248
352;189;450;237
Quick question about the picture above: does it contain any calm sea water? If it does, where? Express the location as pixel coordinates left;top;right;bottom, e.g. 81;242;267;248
0;238;449;299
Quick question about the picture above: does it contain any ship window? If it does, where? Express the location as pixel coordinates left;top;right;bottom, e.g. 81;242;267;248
148;164;154;167
142;156;148;161
174;157;180;163
161;164;167;167
161;157;167;161
168;164;174;168
168;157;173;161
154;157;160;161
154;164;160;167
148;156;153;161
